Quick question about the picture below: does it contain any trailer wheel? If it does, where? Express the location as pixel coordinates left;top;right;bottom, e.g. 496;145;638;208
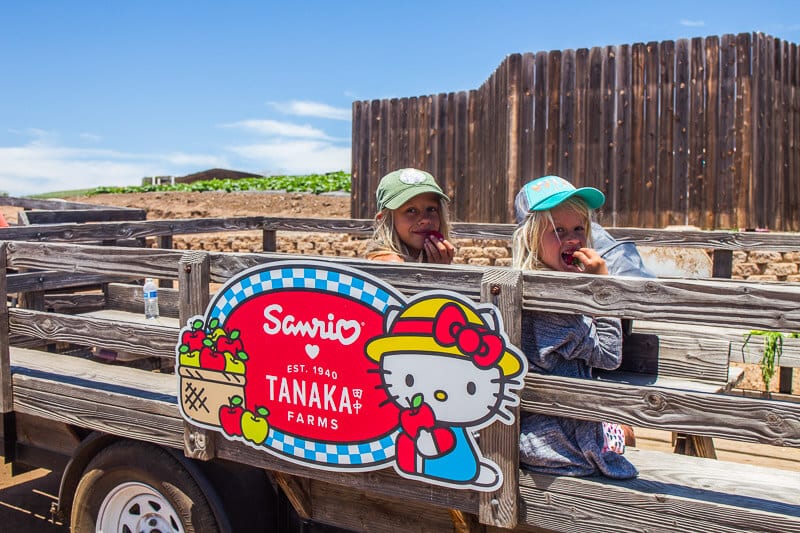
71;441;220;533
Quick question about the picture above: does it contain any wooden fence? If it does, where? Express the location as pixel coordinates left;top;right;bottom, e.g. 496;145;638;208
351;32;800;231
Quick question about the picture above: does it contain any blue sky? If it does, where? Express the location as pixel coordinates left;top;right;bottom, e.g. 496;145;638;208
2;1;798;197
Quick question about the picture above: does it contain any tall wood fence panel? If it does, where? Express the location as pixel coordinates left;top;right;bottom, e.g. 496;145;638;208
351;32;799;231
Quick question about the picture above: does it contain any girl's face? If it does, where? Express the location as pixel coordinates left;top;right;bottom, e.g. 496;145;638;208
392;192;443;255
538;204;587;272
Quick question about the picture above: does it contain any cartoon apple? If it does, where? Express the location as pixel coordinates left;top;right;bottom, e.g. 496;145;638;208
178;344;201;368
219;396;245;436
180;319;207;352
199;346;226;371
223;351;246;374
399;393;436;438
216;329;244;355
241;406;270;445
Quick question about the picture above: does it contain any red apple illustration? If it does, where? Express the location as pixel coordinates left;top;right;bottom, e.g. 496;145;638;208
199;346;226;371
241;406;270;445
399;393;436;438
216;329;244;355
180;319;207;352
219;396;245;436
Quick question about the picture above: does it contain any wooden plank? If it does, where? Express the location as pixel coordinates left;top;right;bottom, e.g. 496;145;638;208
519;53;535;185
478;269;522;529
520;269;800;331
633;319;800;368
754;33;769;229
546;50;561;176
736;33;754;230
629;43;645;228
215;439;479;516
615;44;632;226
0;243;10;413
602;44;617;224
6;270;134;294
573;48;589;189
519;448;800;533
704;35;720;228
613;331;731;384
506;53;522;223
0;197;139;211
350;100;366;218
559;48;575;181
642;42;660;228
673;39;690;226
104;283;180;317
521;372;800;447
9;308;177;359
717;34;737;230
658;40;676;227
19;209;146;225
585;47;605;190
688;37;705;228
179;251;214;460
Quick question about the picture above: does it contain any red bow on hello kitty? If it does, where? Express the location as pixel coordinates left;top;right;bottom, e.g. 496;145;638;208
433;303;504;368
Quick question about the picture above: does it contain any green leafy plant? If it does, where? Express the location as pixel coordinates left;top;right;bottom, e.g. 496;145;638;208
742;330;800;391
89;171;351;196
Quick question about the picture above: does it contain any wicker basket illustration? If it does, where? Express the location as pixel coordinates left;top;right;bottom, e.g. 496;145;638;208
179;366;246;426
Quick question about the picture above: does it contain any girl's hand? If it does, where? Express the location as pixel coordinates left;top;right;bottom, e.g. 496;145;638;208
572;248;608;275
423;234;456;264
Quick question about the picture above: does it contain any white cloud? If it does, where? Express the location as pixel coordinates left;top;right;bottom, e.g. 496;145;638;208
222;119;331;139
680;19;705;27
0;142;228;197
269;100;350;121
228;140;350;175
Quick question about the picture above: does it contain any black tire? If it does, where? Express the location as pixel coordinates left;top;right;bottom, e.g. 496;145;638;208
70;440;220;533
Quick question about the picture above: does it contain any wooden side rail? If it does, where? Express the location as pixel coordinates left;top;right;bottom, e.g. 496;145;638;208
2;215;800;251
2;242;799;531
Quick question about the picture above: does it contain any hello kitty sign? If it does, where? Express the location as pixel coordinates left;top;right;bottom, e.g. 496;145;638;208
176;260;528;491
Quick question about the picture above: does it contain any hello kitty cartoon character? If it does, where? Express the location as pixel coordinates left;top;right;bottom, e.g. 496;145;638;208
365;293;528;491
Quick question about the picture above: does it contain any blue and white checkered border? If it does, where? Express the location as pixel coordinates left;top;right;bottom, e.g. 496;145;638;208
210;262;403;324
264;429;398;466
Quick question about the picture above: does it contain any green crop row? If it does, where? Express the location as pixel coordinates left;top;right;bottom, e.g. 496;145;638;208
89;171;351;196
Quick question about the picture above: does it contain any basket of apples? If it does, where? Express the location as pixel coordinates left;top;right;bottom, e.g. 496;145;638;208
178;318;249;426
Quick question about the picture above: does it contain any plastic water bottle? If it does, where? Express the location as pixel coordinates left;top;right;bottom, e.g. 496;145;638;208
143;278;159;319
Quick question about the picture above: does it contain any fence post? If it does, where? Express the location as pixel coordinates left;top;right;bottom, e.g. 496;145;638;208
478;268;522;529
178;250;215;461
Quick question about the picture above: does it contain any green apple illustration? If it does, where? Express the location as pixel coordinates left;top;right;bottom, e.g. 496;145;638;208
241;406;270;445
223;351;246;374
177;344;201;368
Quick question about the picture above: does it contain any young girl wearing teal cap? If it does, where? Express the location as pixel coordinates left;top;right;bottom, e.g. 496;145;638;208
512;175;637;479
363;168;456;264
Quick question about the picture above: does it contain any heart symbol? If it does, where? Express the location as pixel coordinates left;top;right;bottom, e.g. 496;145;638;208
305;344;320;359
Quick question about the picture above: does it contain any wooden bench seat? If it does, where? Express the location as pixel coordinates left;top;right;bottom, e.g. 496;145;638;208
519;448;800;532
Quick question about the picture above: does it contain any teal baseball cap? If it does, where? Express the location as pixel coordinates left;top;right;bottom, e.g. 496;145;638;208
376;168;449;211
514;175;605;223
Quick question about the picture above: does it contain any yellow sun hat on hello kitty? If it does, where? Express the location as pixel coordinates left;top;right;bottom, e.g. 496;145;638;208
365;295;523;378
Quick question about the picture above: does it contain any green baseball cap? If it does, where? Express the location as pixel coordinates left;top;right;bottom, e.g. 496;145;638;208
376;168;449;210
515;175;605;221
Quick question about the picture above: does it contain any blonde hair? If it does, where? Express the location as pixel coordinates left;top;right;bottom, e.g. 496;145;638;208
369;197;452;262
512;197;594;271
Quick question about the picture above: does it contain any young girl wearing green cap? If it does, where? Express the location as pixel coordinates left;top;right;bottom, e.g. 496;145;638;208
362;168;456;264
512;175;637;479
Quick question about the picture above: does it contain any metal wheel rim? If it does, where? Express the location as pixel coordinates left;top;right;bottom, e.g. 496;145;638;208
97;481;184;533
